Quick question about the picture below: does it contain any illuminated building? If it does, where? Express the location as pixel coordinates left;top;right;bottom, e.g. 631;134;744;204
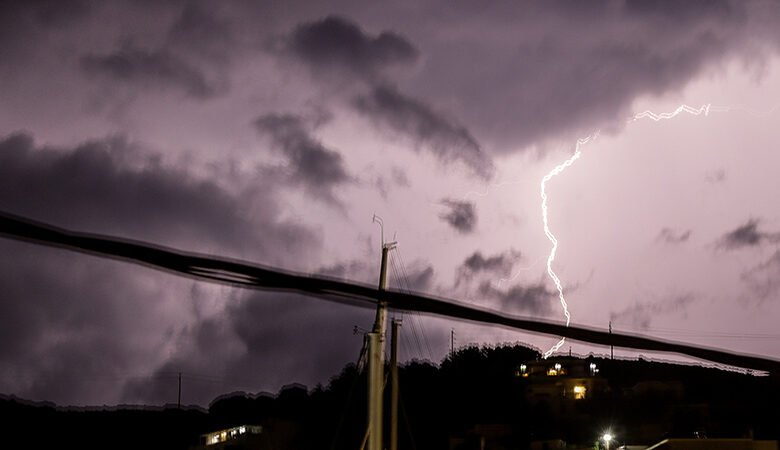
518;357;608;412
194;425;263;449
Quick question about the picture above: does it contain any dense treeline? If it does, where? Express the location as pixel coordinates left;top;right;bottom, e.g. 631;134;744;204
1;343;778;449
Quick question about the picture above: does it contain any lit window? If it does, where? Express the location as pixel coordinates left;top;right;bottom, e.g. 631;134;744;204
573;385;586;399
239;426;246;434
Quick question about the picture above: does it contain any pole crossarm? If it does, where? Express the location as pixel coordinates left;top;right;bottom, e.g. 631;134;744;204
1;211;779;374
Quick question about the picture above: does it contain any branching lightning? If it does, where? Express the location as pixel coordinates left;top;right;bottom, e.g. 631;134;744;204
495;256;544;289
540;132;599;358
629;103;712;122
541;103;721;359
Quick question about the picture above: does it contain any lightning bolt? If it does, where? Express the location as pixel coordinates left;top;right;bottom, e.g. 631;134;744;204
540;132;599;358
629;103;711;122
540;103;718;359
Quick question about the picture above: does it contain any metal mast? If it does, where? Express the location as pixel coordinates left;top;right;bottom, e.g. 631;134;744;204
368;215;396;450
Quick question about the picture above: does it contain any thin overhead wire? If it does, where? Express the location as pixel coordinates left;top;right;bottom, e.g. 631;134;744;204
394;248;434;361
389;255;425;360
389;253;429;362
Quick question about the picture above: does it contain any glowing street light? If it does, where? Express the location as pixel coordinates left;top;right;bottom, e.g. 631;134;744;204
602;433;613;450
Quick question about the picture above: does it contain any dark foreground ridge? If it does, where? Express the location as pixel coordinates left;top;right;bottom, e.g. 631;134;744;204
1;344;778;450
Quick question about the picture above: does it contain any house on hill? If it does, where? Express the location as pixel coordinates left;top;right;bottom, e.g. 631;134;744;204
520;356;609;411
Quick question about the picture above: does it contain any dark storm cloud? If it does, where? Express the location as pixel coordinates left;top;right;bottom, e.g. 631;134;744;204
657;228;692;244
371;166;410;199
740;250;780;302
0;0;91;27
0;131;325;405
317;260;371;280
477;281;554;315
439;199;476;233
284;16;492;179
403;264;434;292
719;219;780;250
610;294;696;330
227;293;372;394
80;44;219;99
122;256;436;403
723;220;763;247
353;85;494;179
0;132;316;258
7;1;780;154
462;250;518;274
623;0;734;19
410;0;780;151
0;0;91;61
0;240;196;405
123;291;373;406
255;113;351;202
288;15;418;79
166;1;235;63
121;303;250;406
456;249;522;287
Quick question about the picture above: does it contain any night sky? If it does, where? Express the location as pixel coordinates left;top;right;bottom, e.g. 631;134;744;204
2;0;780;407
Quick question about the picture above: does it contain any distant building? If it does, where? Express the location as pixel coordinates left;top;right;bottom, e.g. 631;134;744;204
519;357;608;410
193;425;263;450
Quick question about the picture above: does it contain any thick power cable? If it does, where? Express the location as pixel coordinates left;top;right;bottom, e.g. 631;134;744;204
1;211;779;374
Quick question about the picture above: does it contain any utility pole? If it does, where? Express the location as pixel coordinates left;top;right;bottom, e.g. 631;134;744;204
609;321;613;360
372;242;396;336
367;333;382;450
450;328;455;360
368;240;396;450
390;319;401;450
178;372;181;409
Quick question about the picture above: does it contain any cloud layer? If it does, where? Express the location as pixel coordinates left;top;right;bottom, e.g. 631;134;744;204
354;85;494;179
255;114;351;203
0;133;314;257
81;45;220;99
2;0;780;407
719;219;780;250
288;15;419;80
439;199;477;233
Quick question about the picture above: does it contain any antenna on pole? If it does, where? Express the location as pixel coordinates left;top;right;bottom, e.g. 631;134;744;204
367;213;397;450
372;214;384;246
